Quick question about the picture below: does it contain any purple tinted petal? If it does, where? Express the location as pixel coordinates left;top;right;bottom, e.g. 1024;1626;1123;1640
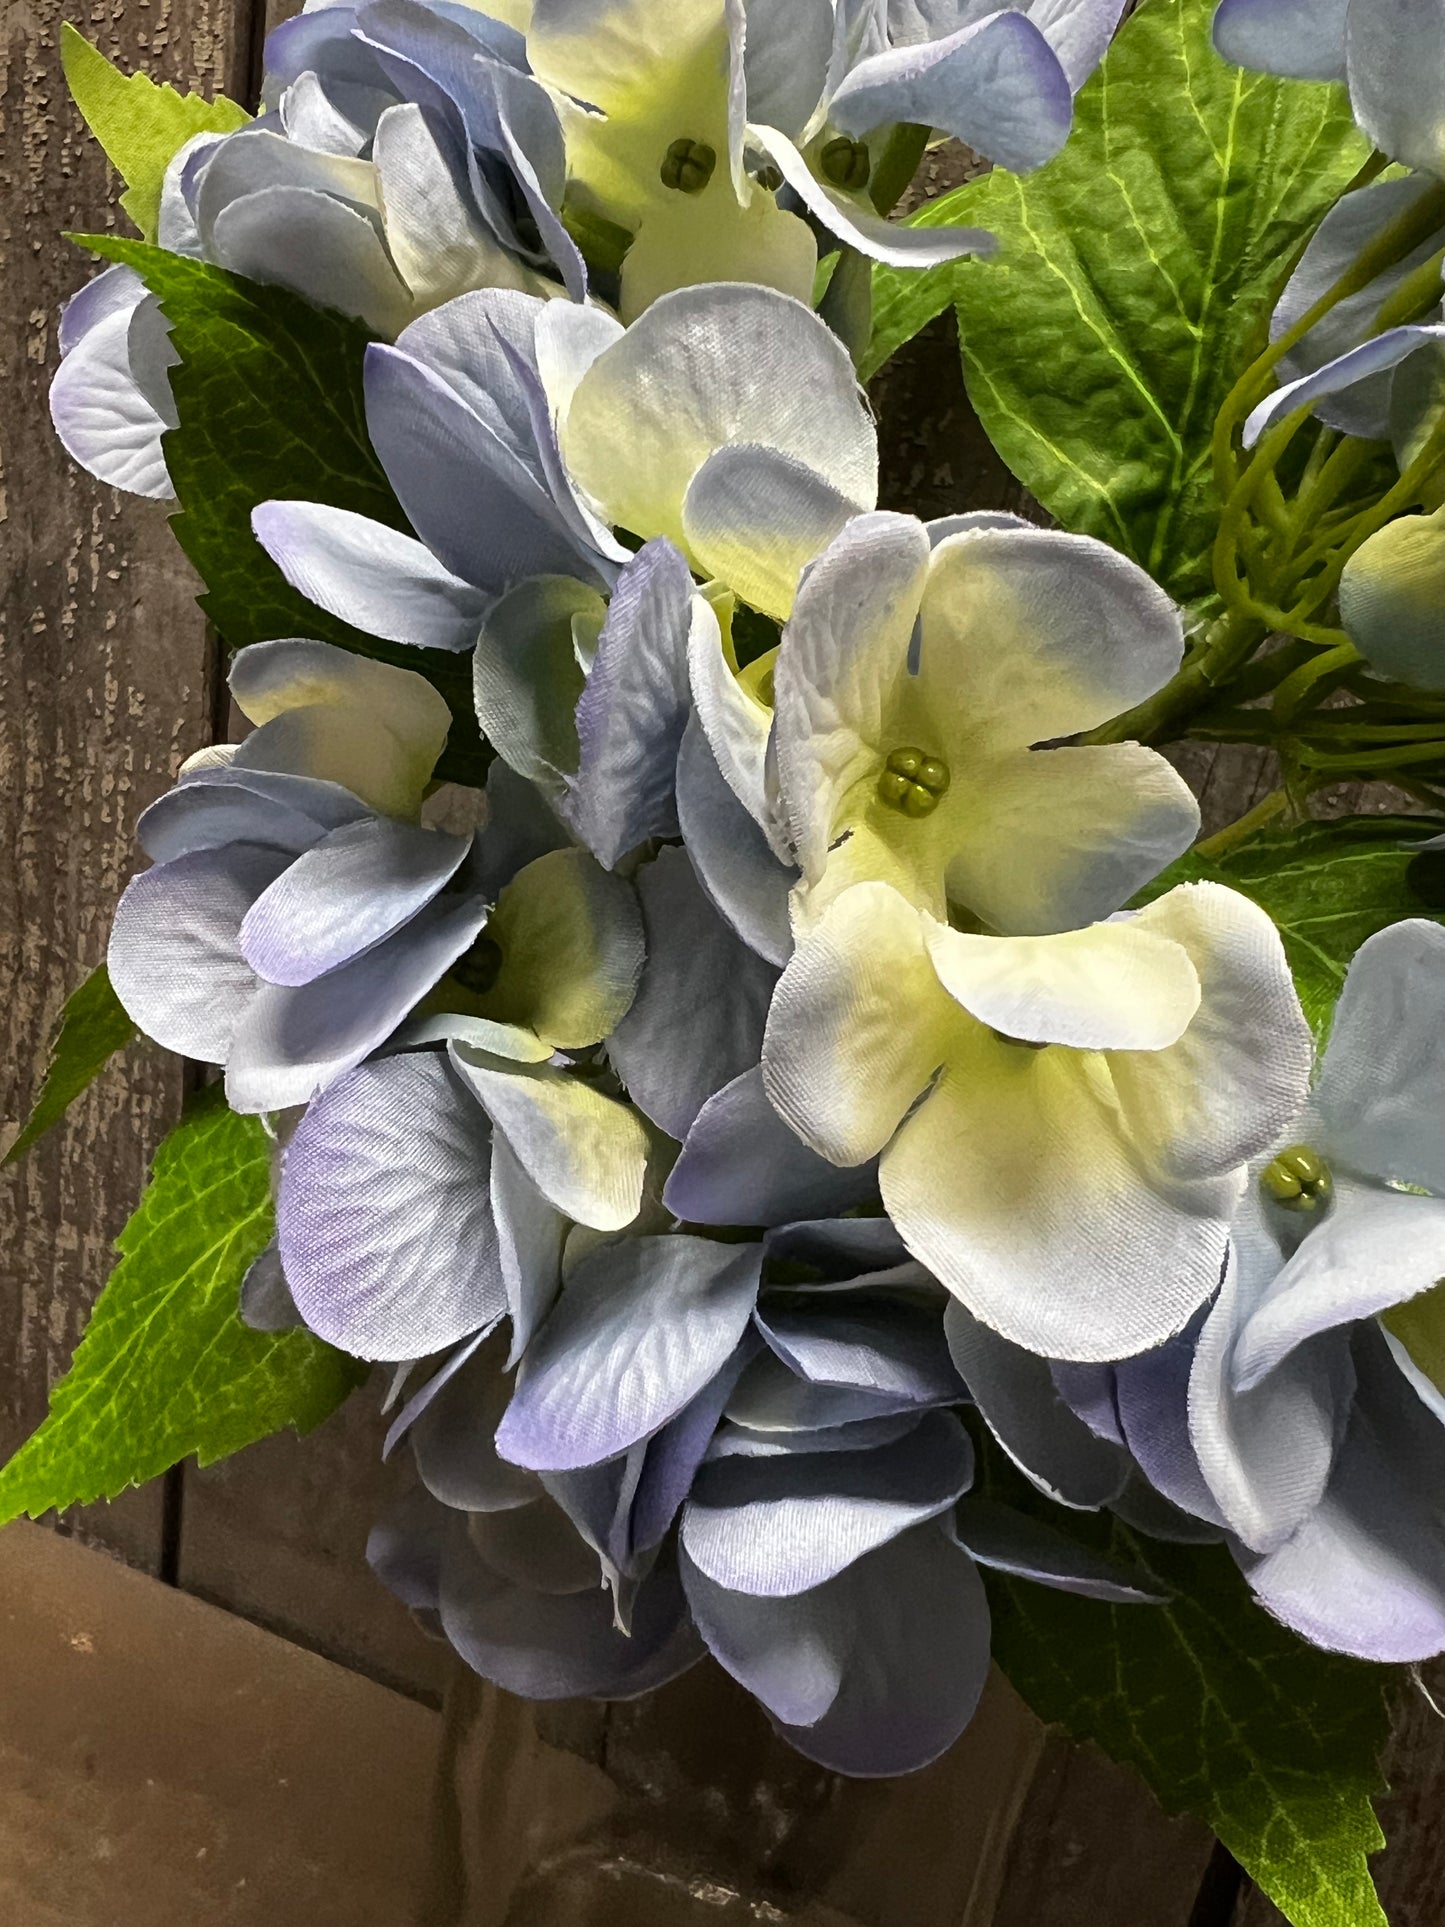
239;814;469;986
608;847;779;1141
496;1237;763;1470
683;1521;991;1775
278;1050;507;1360
665;1067;880;1228
681;1408;973;1595
951;1497;1166;1603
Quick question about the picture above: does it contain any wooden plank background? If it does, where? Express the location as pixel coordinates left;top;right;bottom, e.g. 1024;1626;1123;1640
0;6;1437;1922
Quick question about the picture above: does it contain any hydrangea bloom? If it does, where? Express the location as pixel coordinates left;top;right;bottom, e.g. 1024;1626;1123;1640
763;878;1313;1360
108;638;642;1115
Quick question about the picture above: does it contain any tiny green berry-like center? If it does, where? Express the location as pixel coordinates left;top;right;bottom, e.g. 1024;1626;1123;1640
1261;1143;1333;1212
877;746;950;818
660;138;717;193
820;136;871;192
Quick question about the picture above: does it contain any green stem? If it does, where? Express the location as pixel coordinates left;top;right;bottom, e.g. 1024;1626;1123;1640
1272;641;1360;722
1195;788;1296;860
1083;610;1265;747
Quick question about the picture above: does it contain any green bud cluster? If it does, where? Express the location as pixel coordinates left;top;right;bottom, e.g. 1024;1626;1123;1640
819;137;871;193
1261;1143;1333;1213
877;745;951;818
660;138;717;194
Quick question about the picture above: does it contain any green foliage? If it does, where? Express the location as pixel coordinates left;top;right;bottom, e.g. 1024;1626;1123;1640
3;964;134;1169
980;1446;1394;1927
0;1088;364;1521
60;26;249;242
869;0;1369;602
1145;814;1445;1037
73;234;486;786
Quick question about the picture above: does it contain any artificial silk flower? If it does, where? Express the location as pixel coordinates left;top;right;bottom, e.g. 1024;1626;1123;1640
49;266;179;500
108;642;642;1116
558;281;879;618
769;510;1200;937
762;877;1313;1361
1183;918;1445;1661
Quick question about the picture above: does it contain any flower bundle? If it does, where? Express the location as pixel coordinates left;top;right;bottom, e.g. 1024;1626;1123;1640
16;0;1445;1917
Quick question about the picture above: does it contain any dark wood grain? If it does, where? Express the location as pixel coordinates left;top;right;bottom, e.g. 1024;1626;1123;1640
0;0;252;1570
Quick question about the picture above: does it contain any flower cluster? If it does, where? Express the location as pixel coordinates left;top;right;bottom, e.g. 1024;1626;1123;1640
44;0;1445;1780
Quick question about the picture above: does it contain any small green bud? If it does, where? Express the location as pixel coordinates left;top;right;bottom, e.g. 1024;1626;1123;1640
877;746;950;817
820;136;871;193
660;138;717;194
451;935;504;997
1261;1143;1333;1212
754;162;784;193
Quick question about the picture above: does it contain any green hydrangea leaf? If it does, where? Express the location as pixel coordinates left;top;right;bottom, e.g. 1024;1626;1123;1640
69;233;486;786
906;0;1371;601
60;26;250;242
1141;814;1445;1037
0;1087;365;1520
3;964;135;1170
979;1445;1394;1927
861;197;971;384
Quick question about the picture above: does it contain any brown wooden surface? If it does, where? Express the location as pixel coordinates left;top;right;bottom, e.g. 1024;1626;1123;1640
0;1518;438;1925
0;13;1436;1924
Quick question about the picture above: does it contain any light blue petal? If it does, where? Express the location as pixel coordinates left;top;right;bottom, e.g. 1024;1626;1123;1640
830;10;1073;172
440;1525;702;1698
566;540;696;868
278;1050;508;1360
1243;322;1445;447
676;715;795;966
683;1521;991;1774
238;1240;304;1332
238;814;469;986
137;766;367;862
1212;0;1349;78
680;1408;973;1595
759;1295;963;1408
950;1496;1166;1602
1346;0;1445;176
108;843;281;1062
496;1235;763;1470
944;1301;1130;1507
225;869;490;1111
412;1332;541;1511
490;1130;567;1364
608;846;780;1140
1239;1327;1445;1661
252;500;489;650
664;1066;879;1227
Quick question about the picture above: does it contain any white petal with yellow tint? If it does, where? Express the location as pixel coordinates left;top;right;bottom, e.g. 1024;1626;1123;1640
881;1040;1234;1361
466;847;644;1048
763;881;954;1169
772;512;930;881
687;590;790;859
450;1042;649;1230
1113;882;1313;1182
1339;506;1445;689
682;444;862;621
561;283;876;559
618;184;817;321
921;916;1200;1052
940;742;1200;936
528;0;732;223
228;638;451;817
918;527;1184;751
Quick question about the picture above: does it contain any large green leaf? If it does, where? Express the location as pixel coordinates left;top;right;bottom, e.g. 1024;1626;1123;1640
73;234;486;786
980;1448;1394;1927
0;1088;364;1519
1144;814;1445;1037
884;0;1369;600
61;26;250;242
3;964;135;1170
